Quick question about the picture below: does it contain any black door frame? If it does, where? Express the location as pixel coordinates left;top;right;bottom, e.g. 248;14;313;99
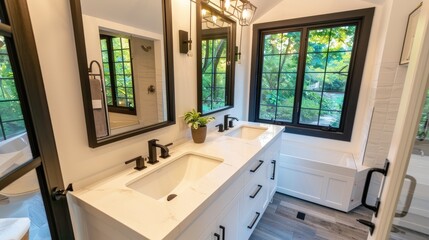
0;0;74;239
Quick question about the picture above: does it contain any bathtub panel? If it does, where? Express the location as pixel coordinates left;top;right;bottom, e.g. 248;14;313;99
325;178;347;206
277;166;324;201
277;152;364;212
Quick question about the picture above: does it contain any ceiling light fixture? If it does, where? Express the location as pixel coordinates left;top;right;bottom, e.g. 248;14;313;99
201;0;257;26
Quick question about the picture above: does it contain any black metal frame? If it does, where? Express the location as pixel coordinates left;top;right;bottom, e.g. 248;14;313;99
201;27;230;113
0;0;74;238
69;0;176;148
249;8;374;141
100;34;137;115
197;2;236;116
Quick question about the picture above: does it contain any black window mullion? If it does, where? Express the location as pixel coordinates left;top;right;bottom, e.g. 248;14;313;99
106;36;117;107
317;28;333;126
273;33;285;120
338;22;360;132
128;38;136;109
293;27;307;125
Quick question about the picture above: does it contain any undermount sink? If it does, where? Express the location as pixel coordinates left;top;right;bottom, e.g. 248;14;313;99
226;125;268;140
127;153;223;201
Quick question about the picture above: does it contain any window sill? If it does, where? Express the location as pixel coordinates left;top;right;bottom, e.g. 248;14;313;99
284;125;351;142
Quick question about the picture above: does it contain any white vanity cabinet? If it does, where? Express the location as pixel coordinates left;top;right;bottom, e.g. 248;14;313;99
178;135;282;240
69;123;284;240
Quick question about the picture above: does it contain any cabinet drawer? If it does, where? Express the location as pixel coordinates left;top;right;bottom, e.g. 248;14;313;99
240;208;263;240
243;156;266;183
242;182;268;213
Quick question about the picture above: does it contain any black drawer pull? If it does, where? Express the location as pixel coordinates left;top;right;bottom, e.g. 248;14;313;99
271;160;276;180
219;225;225;240
214;233;220;240
250;160;264;173
247;212;261;229
250;185;263;198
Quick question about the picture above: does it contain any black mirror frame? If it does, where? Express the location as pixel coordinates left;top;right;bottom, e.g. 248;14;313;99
196;1;236;116
69;0;175;148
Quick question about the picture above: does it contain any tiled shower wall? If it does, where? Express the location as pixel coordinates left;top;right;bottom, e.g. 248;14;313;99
363;62;408;168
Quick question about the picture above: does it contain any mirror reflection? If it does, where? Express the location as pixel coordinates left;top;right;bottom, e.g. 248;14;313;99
198;3;236;115
80;0;168;138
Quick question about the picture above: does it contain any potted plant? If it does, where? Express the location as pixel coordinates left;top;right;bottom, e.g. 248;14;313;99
184;109;214;143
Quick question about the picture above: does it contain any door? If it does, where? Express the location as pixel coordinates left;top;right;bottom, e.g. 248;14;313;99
0;0;73;239
366;2;429;239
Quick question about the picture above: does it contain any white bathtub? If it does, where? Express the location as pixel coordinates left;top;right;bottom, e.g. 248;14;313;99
393;153;429;235
277;141;369;212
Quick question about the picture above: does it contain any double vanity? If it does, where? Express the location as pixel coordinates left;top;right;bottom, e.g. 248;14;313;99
68;122;283;239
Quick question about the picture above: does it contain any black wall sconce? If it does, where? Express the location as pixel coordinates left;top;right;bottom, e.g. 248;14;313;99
179;30;192;54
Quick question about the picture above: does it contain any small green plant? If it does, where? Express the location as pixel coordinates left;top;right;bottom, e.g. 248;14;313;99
184;109;215;129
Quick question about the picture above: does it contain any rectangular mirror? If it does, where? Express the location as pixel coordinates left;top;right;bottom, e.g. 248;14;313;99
197;2;236;115
69;0;175;147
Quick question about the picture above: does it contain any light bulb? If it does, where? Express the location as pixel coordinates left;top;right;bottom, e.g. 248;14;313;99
242;9;250;19
224;0;231;10
212;15;218;23
202;9;207;16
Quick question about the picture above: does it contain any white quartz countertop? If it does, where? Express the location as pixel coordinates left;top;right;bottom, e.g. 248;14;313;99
69;121;284;240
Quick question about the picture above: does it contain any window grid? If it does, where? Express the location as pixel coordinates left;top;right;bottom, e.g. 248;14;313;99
258;24;356;128
0;38;25;141
249;9;374;141
100;36;135;113
201;38;227;113
259;31;301;122
299;25;356;128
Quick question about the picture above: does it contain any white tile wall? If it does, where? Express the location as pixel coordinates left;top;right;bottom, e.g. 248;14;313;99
363;62;407;168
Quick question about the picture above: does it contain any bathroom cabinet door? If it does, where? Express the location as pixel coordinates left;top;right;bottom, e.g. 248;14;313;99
201;197;240;240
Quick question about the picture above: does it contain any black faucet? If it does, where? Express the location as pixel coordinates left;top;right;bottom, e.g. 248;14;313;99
125;156;146;170
224;114;239;131
147;139;173;164
215;123;224;132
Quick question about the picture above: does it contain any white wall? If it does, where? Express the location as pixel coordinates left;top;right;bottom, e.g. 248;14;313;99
248;0;386;158
26;0;245;185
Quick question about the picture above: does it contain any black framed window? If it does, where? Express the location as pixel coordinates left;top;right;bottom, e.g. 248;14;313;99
100;35;136;115
0;35;25;141
197;2;236;116
249;9;374;141
202;29;229;113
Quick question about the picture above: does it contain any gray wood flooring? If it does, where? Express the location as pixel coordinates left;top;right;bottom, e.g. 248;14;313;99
250;193;429;240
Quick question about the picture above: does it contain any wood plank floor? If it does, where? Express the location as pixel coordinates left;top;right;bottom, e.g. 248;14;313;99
249;193;372;240
250;193;429;240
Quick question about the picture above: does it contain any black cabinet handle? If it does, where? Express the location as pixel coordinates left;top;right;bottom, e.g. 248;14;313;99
250;185;263;198
250;160;264;173
247;212;261;229
214;233;220;240
219;225;225;240
271;160;276;180
361;159;389;217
